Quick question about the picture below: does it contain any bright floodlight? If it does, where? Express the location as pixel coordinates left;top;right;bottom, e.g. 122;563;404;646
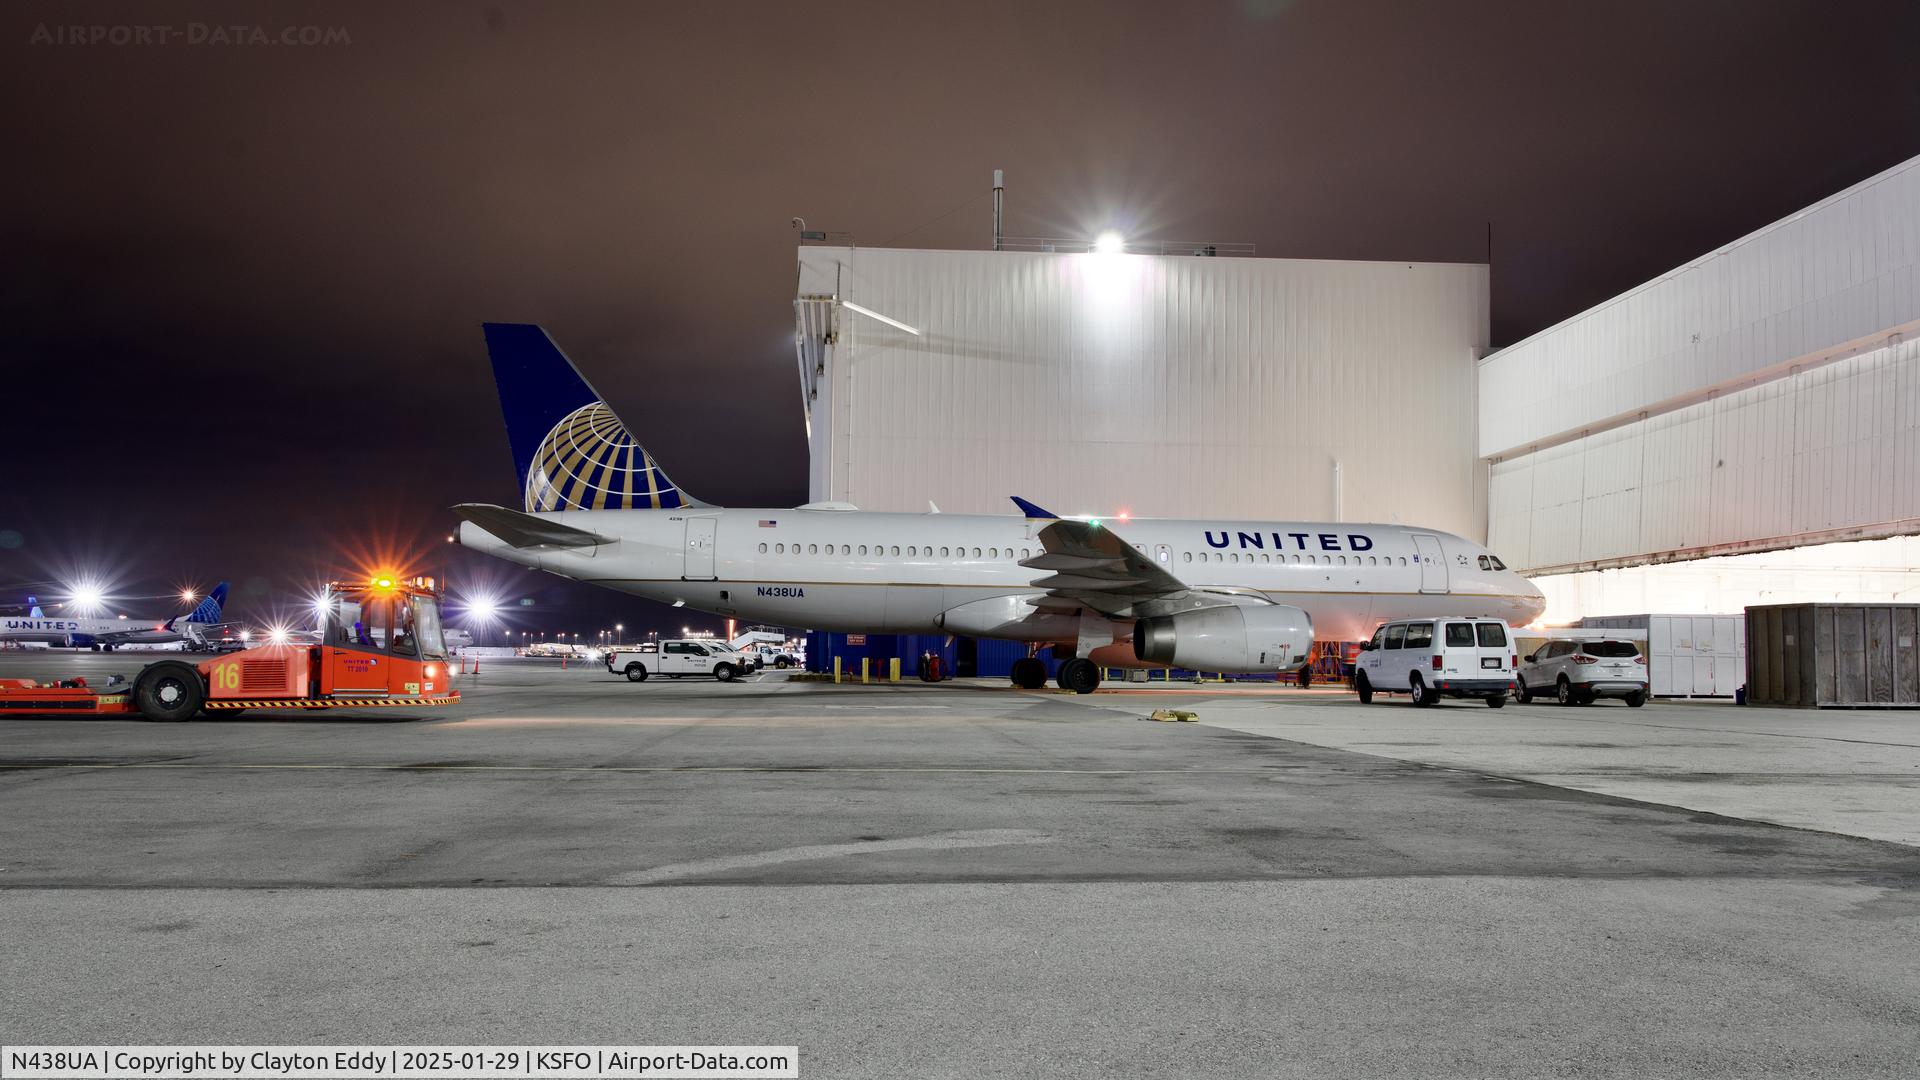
268;625;290;645
466;594;499;622
1094;231;1125;255
180;588;197;603
67;581;106;616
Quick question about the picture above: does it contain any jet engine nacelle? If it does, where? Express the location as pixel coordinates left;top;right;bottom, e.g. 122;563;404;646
1133;605;1313;672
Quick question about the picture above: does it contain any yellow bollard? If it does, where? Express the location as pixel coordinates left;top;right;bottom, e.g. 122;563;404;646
833;657;842;684
861;658;870;685
889;657;900;683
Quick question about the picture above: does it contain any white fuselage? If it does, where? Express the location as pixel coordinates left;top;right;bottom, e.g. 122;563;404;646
0;615;186;648
460;507;1545;645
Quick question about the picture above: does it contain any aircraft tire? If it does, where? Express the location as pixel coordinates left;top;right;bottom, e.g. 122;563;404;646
1058;658;1099;695
1010;657;1046;689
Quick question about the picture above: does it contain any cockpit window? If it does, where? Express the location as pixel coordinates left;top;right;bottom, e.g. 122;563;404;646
1479;554;1509;571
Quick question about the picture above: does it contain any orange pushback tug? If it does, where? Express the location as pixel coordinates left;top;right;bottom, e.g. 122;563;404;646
0;576;461;722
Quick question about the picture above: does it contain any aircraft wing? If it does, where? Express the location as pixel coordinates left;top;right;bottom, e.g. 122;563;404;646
1020;519;1259;619
81;626;165;646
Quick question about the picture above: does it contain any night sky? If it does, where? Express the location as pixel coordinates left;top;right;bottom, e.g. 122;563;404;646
3;0;1917;641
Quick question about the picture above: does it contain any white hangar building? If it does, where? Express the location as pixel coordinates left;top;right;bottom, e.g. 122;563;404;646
793;153;1920;626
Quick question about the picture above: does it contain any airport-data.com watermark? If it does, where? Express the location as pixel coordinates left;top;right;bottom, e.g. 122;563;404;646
28;23;351;47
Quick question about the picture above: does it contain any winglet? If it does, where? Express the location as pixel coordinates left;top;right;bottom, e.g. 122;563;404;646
1011;496;1058;519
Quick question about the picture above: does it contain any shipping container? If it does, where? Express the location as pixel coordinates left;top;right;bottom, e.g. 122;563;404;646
1745;603;1920;708
1577;614;1745;697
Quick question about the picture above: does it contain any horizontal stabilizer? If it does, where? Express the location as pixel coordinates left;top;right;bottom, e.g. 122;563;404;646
452;503;613;549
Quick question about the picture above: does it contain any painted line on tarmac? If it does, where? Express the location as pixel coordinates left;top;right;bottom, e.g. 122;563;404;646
613;828;1054;884
0;762;1284;775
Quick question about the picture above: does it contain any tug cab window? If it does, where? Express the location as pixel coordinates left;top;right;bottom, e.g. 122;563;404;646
390;597;418;657
410;595;448;660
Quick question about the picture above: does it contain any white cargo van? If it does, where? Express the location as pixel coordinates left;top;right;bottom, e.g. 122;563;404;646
1353;617;1516;707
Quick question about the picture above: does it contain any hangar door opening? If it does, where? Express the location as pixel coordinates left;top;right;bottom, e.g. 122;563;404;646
1532;536;1920;626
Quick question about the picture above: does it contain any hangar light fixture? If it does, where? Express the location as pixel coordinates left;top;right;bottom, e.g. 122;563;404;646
1093;231;1125;255
840;300;922;337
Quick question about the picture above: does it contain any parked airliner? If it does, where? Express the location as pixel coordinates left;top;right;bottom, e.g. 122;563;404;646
455;324;1545;693
0;584;229;651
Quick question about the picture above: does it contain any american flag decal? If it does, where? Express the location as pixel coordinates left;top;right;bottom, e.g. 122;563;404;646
758;519;778;528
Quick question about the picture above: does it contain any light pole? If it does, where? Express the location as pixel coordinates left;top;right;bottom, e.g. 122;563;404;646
616;623;623;646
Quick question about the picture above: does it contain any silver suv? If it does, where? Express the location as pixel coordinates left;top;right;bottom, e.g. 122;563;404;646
1516;639;1647;706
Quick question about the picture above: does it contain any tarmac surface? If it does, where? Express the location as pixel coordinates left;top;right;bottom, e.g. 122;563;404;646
2;652;1917;1078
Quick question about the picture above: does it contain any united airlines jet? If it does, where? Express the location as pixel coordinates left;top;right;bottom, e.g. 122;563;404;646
455;324;1545;693
0;584;229;651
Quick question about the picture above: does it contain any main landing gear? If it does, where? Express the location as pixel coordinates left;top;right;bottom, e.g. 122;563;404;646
1010;657;1048;690
1055;657;1100;695
1009;654;1101;694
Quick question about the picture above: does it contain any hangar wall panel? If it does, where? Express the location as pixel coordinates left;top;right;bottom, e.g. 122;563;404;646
1480;154;1920;460
797;247;1489;538
1488;336;1920;573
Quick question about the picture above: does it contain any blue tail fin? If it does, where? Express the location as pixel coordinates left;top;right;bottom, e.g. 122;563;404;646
186;582;227;624
479;323;704;511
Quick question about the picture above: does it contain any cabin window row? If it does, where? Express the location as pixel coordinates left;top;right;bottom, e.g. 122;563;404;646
1181;552;1409;566
758;543;1035;560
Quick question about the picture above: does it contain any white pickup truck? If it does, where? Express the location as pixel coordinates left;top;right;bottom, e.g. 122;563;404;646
605;639;752;682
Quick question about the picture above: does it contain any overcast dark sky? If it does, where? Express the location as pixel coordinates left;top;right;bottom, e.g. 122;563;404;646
2;0;1917;639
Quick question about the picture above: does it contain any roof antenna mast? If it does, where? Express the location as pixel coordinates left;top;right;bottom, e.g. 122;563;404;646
992;169;1004;252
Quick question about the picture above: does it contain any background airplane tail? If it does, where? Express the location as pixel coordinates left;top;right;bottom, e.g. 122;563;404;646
175;582;228;627
479;323;705;512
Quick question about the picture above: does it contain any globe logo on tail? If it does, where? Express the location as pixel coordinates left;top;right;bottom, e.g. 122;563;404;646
524;401;687;511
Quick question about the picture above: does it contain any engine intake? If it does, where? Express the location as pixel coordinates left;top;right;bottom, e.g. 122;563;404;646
1134;605;1313;672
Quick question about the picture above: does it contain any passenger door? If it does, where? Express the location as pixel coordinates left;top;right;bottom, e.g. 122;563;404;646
684;517;717;580
1413;534;1448;593
1378;623;1409;686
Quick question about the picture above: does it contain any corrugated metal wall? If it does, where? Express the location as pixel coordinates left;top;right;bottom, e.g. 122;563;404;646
1481;154;1920;461
798;247;1489;538
1490;336;1920;572
1483;153;1920;576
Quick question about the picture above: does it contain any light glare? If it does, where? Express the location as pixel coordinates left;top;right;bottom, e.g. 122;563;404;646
1094;231;1125;255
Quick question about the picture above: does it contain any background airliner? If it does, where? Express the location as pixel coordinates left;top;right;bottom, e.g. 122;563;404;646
0;584;229;651
455;324;1545;692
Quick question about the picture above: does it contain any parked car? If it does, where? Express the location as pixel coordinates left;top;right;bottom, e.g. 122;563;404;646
755;646;798;669
1516;639;1647;706
604;639;751;682
1353;617;1515;707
